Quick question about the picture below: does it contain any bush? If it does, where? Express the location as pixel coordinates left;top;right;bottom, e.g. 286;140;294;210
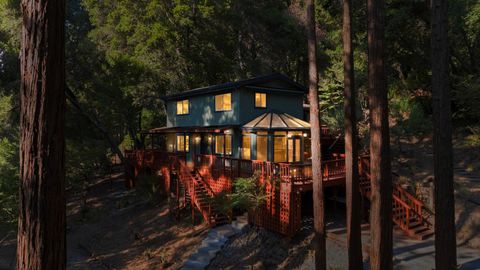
390;95;431;138
213;174;267;215
136;173;161;204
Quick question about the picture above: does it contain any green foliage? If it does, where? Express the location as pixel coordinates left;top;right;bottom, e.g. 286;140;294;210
465;126;480;147
453;75;480;123
213;174;267;214
136;174;161;204
390;95;431;138
0;94;18;224
0;137;18;224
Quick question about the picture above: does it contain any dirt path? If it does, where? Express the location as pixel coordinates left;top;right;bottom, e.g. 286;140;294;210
0;173;208;270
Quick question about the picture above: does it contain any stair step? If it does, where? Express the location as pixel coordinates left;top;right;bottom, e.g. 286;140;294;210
408;221;422;229
412;226;430;234
416;229;434;240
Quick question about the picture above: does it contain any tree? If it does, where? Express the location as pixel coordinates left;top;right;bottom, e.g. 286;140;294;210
367;0;393;269
432;0;457;269
306;0;326;269
342;0;363;269
17;0;66;269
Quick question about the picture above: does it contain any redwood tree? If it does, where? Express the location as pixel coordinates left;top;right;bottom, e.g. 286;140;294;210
306;0;326;269
17;0;66;269
343;0;363;268
367;0;393;269
432;0;457;269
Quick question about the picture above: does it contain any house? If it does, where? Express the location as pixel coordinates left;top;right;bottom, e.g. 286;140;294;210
125;73;433;239
156;73;313;165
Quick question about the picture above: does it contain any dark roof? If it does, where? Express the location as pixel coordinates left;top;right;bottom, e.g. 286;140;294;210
161;73;306;101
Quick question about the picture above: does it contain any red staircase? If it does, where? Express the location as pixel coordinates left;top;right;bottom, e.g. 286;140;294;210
359;157;434;240
174;158;229;227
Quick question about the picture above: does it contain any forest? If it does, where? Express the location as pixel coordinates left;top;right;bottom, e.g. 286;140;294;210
0;0;479;269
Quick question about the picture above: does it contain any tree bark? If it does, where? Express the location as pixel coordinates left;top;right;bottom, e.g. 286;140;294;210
342;0;363;269
306;1;326;269
432;0;457;269
367;0;393;269
17;0;66;269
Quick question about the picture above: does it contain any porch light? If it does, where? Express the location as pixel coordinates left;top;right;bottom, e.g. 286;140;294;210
303;133;308;137
287;134;292;138
224;129;232;134
195;136;201;143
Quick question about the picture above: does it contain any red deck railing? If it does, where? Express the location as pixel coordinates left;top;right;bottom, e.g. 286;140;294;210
193;154;350;186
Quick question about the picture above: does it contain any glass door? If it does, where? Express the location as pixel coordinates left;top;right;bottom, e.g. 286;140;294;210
288;136;302;163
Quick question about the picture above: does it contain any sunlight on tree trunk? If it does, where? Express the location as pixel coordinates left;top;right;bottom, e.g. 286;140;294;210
306;0;326;269
342;0;363;268
432;0;457;269
17;0;66;269
367;0;393;269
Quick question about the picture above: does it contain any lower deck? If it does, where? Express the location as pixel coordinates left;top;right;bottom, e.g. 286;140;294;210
125;150;373;236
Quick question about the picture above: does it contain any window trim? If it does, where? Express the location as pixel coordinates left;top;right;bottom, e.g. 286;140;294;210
176;99;190;115
254;92;267;108
214;93;232;112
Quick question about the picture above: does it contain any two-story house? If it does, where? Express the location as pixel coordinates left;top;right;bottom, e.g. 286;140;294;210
126;73;433;239
154;73;315;167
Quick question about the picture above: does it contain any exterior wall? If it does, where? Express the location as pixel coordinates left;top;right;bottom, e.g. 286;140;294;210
164;83;305;161
166;87;304;127
166;90;241;127
237;87;304;124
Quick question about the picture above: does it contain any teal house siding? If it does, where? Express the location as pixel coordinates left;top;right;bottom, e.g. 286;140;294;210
166;90;240;127
159;73;308;162
237;87;304;124
166;87;304;127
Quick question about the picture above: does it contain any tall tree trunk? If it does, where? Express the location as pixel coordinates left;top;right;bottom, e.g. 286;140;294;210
306;1;326;269
367;0;392;269
17;0;66;269
432;0;457;269
343;0;363;269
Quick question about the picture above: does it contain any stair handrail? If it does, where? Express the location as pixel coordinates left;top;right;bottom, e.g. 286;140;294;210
392;194;412;230
394;184;433;229
175;158;219;226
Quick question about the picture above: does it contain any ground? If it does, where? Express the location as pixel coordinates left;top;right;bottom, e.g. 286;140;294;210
391;134;480;250
0;172;208;270
1;133;479;269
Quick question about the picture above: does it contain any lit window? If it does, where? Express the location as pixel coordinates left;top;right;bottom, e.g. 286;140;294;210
176;100;189;115
274;135;287;162
225;135;232;155
255;93;266;108
176;135;189;152
256;134;268;161
215;93;231;111
215;135;224;154
215;134;232;155
242;135;251;160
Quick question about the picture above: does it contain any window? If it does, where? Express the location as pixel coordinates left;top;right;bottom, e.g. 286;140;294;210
215;135;224;154
242;135;251;160
225;135;232;155
215;134;232;155
255;92;266;108
256;132;268;161
215;93;232;111
176;135;189;152
176;99;189;115
166;134;175;152
274;132;287;162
